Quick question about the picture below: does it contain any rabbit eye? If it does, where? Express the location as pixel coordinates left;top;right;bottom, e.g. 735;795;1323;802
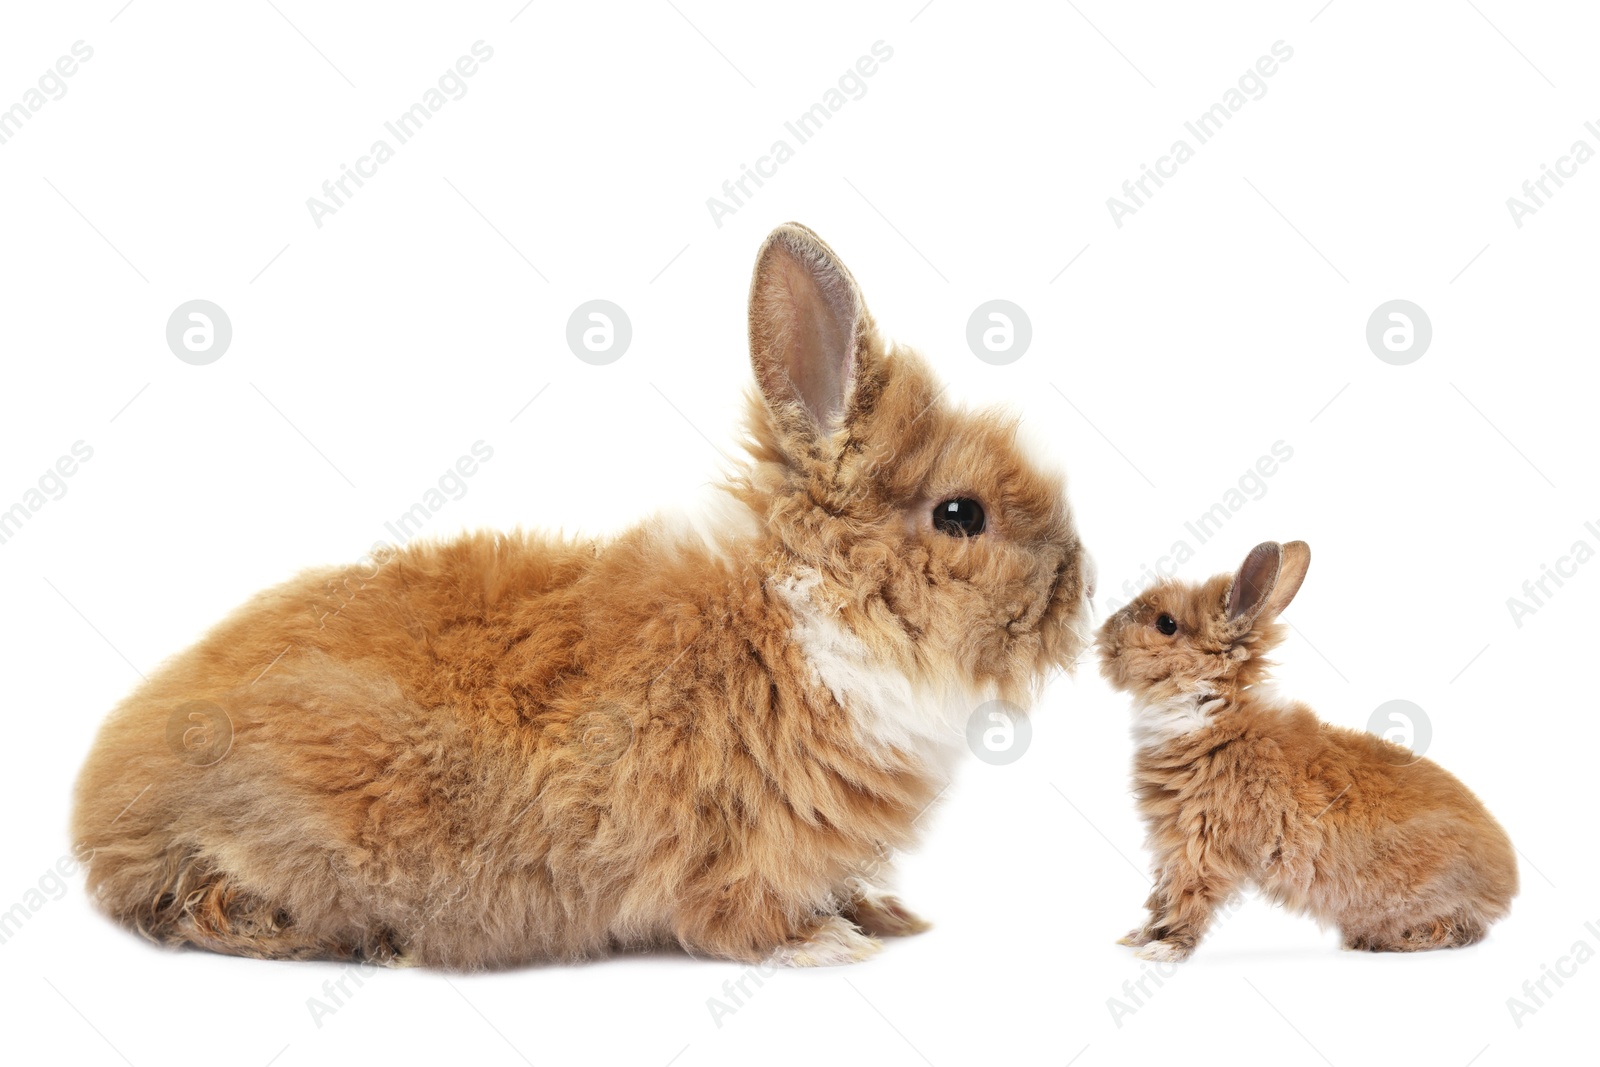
933;498;985;537
1155;614;1178;635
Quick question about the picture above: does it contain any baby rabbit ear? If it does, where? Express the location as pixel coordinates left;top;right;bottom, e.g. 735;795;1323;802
1226;540;1311;629
748;223;874;444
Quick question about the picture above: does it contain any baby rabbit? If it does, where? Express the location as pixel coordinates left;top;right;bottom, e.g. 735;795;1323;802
71;223;1095;969
1097;540;1516;960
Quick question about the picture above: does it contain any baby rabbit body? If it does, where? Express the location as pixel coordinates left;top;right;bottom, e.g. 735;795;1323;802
1097;541;1516;961
72;224;1094;969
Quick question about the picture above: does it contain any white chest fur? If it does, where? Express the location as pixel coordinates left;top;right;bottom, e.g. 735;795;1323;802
773;567;987;775
1129;691;1225;749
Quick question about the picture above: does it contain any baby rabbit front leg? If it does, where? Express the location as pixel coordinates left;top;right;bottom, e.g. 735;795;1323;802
1129;863;1238;963
1117;886;1169;948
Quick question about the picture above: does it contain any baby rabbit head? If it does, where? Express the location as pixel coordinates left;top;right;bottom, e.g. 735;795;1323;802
1096;540;1310;704
736;223;1094;713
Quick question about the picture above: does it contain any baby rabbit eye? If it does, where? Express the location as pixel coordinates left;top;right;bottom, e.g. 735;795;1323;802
933;498;985;537
1155;614;1178;635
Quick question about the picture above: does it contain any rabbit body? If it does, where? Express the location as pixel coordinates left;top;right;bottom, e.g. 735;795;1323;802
1098;542;1516;960
72;225;1093;969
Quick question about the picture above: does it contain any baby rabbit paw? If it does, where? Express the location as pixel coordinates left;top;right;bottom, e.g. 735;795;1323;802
767;915;883;968
1133;938;1193;963
1116;925;1157;948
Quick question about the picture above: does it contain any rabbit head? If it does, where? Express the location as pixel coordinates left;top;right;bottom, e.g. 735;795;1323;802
734;223;1094;759
1096;540;1310;708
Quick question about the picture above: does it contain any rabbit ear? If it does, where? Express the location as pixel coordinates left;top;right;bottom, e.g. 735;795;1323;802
748;223;872;443
1226;542;1281;628
1226;541;1311;629
1264;541;1311;618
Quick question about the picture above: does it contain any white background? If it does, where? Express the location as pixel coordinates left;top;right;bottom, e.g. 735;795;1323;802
2;2;1596;1065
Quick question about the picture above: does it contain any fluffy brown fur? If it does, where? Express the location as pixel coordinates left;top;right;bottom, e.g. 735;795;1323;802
71;223;1093;969
1096;541;1517;960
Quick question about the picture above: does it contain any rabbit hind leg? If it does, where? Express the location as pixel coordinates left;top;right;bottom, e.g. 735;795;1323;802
106;848;397;963
1342;910;1487;952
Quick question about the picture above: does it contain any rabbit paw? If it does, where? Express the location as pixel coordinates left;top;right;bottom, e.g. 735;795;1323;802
843;887;931;938
1117;926;1156;948
767;916;883;968
1133;938;1193;963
